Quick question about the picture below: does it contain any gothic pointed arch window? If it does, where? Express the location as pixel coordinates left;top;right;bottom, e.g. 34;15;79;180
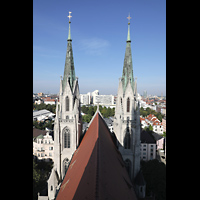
63;158;69;176
63;127;70;148
66;96;69;111
124;127;130;149
127;97;130;112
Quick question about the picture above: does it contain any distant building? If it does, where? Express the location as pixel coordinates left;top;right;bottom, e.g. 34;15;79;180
161;107;166;116
151;131;165;150
152;121;163;134
80;91;116;107
80;94;90;105
93;94;115;105
41;97;57;105
140;129;156;161
33;128;54;161
38;92;44;96
33;109;55;121
143;90;147;98
145;114;163;135
140;116;149;129
91;89;99;96
162;117;166;132
34;99;43;105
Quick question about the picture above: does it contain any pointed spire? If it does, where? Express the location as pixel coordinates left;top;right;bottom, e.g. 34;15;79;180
62;11;76;92
67;11;72;41
127;13;131;42
121;13;134;93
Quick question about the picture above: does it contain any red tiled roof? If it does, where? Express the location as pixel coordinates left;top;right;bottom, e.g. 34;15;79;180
153;122;162;125
44;99;56;102
56;111;138;200
140;117;145;121
146;114;160;123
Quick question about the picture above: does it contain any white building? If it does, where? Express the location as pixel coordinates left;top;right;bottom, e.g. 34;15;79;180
152;121;163;134
44;99;56;105
140;116;149;129
93;94;115;105
34;99;43;105
91;89;99;96
80;90;115;107
80;94;90;105
140;129;157;161
140;99;156;111
145;114;163;135
33;129;54;161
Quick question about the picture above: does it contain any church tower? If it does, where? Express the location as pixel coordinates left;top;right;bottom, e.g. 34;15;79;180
47;12;82;200
113;14;140;181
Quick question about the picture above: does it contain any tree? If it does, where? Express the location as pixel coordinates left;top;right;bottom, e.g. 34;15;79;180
33;159;53;200
33;160;41;200
33;103;56;114
88;106;95;116
157;114;163;122
82;114;92;123
81;105;115;122
81;105;89;114
141;159;166;200
107;107;112;117
149;124;153;131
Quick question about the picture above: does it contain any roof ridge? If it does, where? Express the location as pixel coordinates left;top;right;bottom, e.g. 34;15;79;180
95;115;100;199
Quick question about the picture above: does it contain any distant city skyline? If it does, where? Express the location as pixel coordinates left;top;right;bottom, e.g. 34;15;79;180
33;0;166;96
33;90;166;97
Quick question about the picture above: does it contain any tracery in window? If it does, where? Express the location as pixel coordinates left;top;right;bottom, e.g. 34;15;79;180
63;127;70;148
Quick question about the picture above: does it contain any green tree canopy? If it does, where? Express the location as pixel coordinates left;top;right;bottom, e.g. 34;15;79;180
81;105;115;123
141;159;166;200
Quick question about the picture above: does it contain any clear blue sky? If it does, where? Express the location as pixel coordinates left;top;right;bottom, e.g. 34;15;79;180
33;0;166;96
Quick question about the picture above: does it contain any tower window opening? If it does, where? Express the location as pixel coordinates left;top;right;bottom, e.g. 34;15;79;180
63;158;69;176
127;97;130;112
63;128;70;148
66;96;69;111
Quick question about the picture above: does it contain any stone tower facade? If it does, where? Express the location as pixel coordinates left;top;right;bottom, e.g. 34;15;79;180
47;14;82;200
113;17;140;181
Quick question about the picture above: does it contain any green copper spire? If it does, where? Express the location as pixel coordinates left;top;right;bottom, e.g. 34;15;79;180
68;21;71;40
121;13;134;93
127;13;131;42
67;12;72;41
127;23;131;42
62;11;76;92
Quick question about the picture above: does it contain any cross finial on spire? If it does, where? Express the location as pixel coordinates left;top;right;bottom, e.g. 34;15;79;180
127;13;131;24
68;11;72;23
